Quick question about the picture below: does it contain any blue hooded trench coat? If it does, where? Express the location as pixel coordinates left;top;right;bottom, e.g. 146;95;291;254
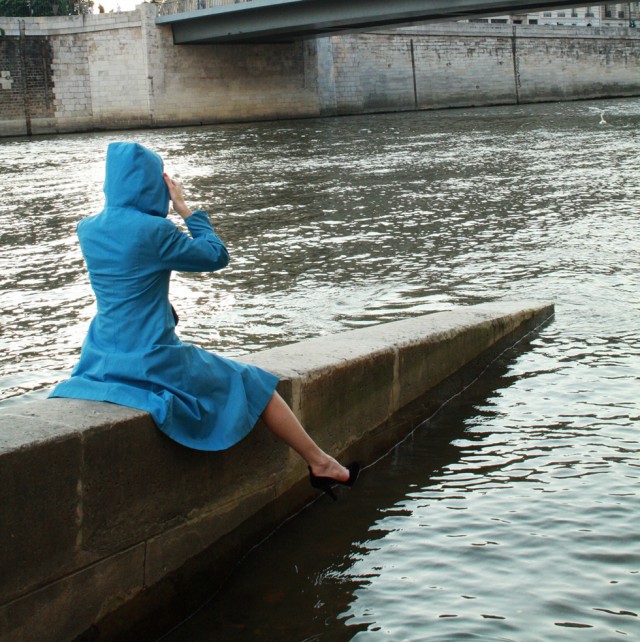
50;142;279;451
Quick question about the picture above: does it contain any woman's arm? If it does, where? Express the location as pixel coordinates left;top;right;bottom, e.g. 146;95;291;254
154;212;230;273
153;174;230;272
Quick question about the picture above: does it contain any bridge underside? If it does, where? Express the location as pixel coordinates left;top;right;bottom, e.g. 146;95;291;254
157;0;591;45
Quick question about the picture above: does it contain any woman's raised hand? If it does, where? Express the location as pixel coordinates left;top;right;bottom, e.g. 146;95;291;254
163;173;193;220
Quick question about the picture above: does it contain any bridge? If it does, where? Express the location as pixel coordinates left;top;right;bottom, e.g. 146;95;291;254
156;0;593;44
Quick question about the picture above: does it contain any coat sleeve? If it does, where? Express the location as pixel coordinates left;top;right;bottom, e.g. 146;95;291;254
153;210;230;273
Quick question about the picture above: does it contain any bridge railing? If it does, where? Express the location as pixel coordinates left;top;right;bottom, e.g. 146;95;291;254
157;0;253;17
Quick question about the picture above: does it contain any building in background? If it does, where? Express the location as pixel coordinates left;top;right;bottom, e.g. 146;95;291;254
466;4;639;27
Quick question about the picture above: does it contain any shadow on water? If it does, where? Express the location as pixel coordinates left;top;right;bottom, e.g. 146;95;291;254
157;334;539;642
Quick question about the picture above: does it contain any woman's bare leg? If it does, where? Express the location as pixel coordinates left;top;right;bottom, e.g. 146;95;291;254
261;392;349;482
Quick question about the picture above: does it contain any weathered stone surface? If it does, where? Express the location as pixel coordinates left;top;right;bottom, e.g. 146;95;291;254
245;338;397;453
79;409;290;556
0;401;154;606
144;482;276;587
0;414;83;605
0;544;145;642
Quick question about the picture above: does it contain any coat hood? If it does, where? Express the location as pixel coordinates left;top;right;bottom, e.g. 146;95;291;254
103;142;170;217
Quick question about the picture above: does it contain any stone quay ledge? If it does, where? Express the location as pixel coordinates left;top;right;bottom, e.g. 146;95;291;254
0;300;553;641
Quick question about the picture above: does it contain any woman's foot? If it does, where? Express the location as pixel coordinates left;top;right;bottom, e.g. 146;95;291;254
308;460;360;501
309;457;350;483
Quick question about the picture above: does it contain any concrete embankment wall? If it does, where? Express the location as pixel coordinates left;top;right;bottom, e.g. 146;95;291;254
0;5;639;137
0;301;553;641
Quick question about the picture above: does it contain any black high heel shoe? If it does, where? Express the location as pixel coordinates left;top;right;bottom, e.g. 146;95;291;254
308;462;360;501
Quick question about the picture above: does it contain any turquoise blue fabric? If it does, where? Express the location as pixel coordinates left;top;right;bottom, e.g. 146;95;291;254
50;142;279;451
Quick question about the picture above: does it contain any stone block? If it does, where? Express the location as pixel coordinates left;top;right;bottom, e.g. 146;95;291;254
296;346;396;450
0;401;153;602
243;335;396;446
77;399;289;556
0;544;145;642
144;481;275;587
0;413;84;605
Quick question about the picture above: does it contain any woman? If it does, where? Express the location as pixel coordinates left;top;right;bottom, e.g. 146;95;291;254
50;142;358;498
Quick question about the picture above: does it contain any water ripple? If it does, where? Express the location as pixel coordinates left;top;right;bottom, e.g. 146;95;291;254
2;99;640;641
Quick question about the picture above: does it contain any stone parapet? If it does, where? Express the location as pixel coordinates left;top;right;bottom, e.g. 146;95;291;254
0;10;142;37
0;301;553;641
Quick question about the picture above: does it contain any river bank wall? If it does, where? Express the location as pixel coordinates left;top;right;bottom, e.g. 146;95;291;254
0;5;639;137
0;301;553;641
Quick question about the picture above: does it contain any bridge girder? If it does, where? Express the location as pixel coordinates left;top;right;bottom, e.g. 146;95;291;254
157;0;597;45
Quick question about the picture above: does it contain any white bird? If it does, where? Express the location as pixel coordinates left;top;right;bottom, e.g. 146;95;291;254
599;111;607;125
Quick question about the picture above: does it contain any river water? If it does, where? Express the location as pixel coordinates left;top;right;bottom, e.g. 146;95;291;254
1;98;639;640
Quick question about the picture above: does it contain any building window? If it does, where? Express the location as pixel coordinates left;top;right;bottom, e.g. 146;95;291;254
618;11;626;18
529;18;538;24
491;18;508;23
558;11;566;17
605;10;612;17
543;12;552;17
